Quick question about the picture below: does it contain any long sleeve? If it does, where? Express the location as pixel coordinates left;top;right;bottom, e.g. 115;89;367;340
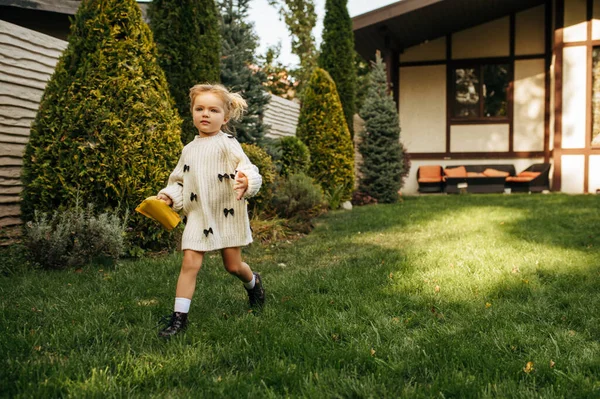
158;153;185;212
230;139;262;199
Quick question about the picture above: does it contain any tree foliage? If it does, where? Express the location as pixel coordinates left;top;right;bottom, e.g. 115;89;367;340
318;0;357;136
21;0;183;250
219;0;270;144
358;53;408;203
268;0;317;95
149;0;221;144
296;68;354;200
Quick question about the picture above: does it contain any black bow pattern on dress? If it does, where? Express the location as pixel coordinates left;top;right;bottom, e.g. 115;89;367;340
223;208;234;217
190;192;198;201
203;227;213;237
218;173;237;182
182;216;187;224
183;165;190;172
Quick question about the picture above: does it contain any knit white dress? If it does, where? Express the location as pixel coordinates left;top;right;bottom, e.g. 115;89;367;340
159;132;262;252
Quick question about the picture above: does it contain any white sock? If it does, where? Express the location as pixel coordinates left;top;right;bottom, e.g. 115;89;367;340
174;297;191;313
244;274;256;289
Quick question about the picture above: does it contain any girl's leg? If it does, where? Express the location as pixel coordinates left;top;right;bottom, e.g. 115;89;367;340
221;247;265;307
175;249;205;299
221;247;253;283
159;250;204;338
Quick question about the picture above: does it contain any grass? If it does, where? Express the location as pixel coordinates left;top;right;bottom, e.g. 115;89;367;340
1;194;599;398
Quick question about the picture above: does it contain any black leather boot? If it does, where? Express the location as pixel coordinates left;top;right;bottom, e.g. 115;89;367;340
245;272;265;308
158;312;188;338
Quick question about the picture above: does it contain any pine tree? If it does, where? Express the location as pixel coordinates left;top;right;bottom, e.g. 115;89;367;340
358;53;407;203
21;0;182;249
296;68;354;200
318;0;357;136
219;0;270;144
149;0;221;144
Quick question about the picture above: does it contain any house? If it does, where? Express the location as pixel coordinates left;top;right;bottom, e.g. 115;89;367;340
353;0;600;194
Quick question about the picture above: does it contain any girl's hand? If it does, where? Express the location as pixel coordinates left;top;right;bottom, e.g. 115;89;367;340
233;171;248;200
157;193;173;206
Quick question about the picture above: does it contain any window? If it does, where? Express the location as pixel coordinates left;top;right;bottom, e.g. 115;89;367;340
592;47;600;147
452;64;510;120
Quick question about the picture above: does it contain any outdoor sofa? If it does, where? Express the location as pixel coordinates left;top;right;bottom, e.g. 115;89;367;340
416;163;552;194
443;164;516;193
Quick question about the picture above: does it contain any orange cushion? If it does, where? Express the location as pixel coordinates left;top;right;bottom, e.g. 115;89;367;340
518;171;540;178
419;165;442;178
467;172;486;177
506;176;535;182
418;177;443;183
482;168;510;177
444;166;467;177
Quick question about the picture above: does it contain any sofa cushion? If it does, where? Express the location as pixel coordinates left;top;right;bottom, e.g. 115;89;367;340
467;172;486;177
518;171;541;178
419;165;442;178
506;176;536;182
482;168;510;177
418;177;443;183
445;166;467;177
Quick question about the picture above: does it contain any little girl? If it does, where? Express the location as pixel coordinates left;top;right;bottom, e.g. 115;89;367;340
156;84;265;338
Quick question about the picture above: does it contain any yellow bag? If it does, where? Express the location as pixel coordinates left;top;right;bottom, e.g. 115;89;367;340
135;196;181;231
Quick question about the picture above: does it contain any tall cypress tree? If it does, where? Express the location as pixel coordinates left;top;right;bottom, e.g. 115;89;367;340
149;0;221;144
219;0;270;144
21;0;182;249
296;68;354;200
358;53;407;203
318;0;357;136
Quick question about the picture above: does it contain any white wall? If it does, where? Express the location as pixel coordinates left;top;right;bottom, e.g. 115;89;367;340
450;124;510;152
564;0;588;42
561;155;585;193
400;36;446;63
516;5;546;55
399;65;446;153
452;17;509;59
562;46;587;149
589;155;600;193
514;59;546;152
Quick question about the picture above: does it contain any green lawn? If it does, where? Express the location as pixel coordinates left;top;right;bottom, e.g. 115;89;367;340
1;194;599;398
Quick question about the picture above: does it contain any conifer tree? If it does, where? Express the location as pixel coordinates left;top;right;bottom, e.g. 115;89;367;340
318;0;357;136
149;0;221;144
358;53;407;203
21;0;182;249
296;68;354;200
219;0;270;144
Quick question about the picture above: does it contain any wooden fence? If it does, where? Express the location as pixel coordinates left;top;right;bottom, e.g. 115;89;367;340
0;20;67;230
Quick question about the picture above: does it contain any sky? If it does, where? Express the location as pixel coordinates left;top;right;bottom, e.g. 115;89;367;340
247;0;399;67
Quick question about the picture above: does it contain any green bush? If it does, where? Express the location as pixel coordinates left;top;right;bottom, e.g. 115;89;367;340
24;203;127;270
149;0;221;144
296;68;355;200
318;0;357;136
358;53;407;203
21;0;182;251
272;173;324;220
241;143;277;215
276;136;310;177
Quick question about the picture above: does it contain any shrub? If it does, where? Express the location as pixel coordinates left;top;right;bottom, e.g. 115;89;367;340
277;136;310;177
0;244;34;276
324;183;347;210
249;214;292;244
318;0;357;136
21;0;182;251
272;173;324;220
241;143;277;214
358;52;407;203
149;0;221;144
24;203;127;270
296;68;355;200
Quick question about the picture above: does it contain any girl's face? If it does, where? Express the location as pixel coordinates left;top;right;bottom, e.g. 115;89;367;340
192;92;228;137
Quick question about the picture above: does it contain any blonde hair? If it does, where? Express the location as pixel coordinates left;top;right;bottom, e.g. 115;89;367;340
189;84;247;130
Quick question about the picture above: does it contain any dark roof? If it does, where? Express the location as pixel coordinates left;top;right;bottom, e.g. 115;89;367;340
353;0;546;61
